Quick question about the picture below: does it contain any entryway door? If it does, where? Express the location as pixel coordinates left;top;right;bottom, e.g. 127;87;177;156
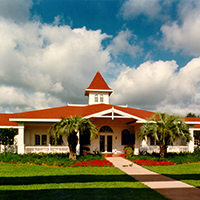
100;135;112;152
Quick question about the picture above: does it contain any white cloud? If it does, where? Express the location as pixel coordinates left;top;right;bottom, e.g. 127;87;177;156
161;0;200;56
106;30;142;58
110;57;200;115
0;18;112;112
0;0;33;22
0;86;63;112
120;0;161;19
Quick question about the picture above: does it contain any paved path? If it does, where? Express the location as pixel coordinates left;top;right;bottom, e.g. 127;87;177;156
106;157;200;200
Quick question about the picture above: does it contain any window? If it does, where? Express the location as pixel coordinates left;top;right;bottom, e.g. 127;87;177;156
35;135;40;145
80;131;90;145
99;126;113;133
194;131;200;145
150;136;155;145
121;129;135;145
95;94;98;102
42;135;47;145
35;134;47;145
50;135;63;145
100;94;104;102
149;135;159;145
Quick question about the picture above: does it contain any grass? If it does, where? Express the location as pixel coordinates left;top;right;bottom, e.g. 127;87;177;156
0;163;168;200
144;162;200;188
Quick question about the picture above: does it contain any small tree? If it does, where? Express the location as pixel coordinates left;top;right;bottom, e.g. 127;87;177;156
186;113;198;118
49;116;99;160
138;113;191;158
0;128;17;153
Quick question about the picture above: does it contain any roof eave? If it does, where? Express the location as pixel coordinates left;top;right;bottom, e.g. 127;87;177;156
85;89;113;96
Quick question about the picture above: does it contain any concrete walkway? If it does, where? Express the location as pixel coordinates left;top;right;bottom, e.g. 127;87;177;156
105;157;200;200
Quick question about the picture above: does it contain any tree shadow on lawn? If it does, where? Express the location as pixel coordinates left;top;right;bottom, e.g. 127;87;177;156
0;188;168;200
131;174;200;189
0;174;137;185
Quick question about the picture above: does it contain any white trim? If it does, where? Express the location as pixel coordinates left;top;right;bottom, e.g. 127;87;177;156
67;104;87;107
0;126;20;129
84;107;146;122
185;121;200;124
85;89;113;92
9;118;60;122
190;128;200;130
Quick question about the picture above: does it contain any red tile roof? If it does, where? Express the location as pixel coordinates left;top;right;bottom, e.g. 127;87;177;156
1;104;155;123
0;114;18;126
85;71;113;96
1;103;200;127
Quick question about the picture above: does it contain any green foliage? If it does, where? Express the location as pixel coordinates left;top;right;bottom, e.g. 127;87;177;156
125;151;200;164
0;153;106;167
138;112;191;158
186;112;199;118
124;146;133;156
49;116;99;160
0;128;17;153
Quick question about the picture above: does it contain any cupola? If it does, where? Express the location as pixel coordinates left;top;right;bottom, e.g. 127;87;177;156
85;71;113;105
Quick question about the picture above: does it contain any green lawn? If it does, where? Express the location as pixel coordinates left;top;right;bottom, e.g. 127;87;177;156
0;163;168;200
144;162;200;188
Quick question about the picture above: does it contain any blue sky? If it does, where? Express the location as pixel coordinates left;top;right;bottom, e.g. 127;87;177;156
1;0;200;116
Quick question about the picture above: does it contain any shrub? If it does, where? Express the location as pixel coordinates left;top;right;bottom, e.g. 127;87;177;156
124;146;133;155
0;153;107;167
125;151;200;165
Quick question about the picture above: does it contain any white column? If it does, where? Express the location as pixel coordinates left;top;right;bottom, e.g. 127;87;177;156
17;123;25;154
188;127;194;153
76;131;80;155
188;126;194;153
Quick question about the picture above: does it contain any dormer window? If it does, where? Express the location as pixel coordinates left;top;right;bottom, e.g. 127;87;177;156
100;94;104;102
95;94;98;102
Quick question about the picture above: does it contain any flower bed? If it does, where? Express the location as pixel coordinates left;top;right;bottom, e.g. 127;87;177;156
134;159;175;166
71;160;114;167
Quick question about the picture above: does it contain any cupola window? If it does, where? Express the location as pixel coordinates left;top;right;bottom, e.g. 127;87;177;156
95;94;98;102
100;94;104;102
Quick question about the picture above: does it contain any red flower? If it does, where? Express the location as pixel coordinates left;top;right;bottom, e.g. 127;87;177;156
134;159;175;166
71;160;114;167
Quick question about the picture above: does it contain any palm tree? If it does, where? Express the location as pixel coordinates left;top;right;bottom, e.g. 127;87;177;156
138;113;191;158
49;116;99;160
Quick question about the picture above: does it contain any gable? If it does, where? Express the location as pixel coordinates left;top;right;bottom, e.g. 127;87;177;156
84;106;146;122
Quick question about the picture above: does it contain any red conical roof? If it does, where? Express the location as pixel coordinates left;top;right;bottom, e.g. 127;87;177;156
85;71;113;96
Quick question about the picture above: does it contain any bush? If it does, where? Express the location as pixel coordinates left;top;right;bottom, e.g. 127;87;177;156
0;152;107;167
124;146;133;156
125;151;200;164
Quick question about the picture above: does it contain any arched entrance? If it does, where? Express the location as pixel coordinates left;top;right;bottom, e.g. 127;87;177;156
99;126;113;153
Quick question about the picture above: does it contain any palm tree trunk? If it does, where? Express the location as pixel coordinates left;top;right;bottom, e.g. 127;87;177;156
68;133;78;160
160;145;167;158
69;144;77;160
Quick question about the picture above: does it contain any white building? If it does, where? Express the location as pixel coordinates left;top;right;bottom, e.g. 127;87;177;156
0;72;200;154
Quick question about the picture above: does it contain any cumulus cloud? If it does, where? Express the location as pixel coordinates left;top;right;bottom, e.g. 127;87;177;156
0;86;64;113
106;29;142;59
110;57;200;115
0;0;33;22
0;18;112;112
161;0;200;56
120;0;161;19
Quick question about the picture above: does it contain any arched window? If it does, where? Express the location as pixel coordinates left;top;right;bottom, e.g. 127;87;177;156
122;129;135;145
100;94;104;102
99;126;113;133
95;94;98;102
